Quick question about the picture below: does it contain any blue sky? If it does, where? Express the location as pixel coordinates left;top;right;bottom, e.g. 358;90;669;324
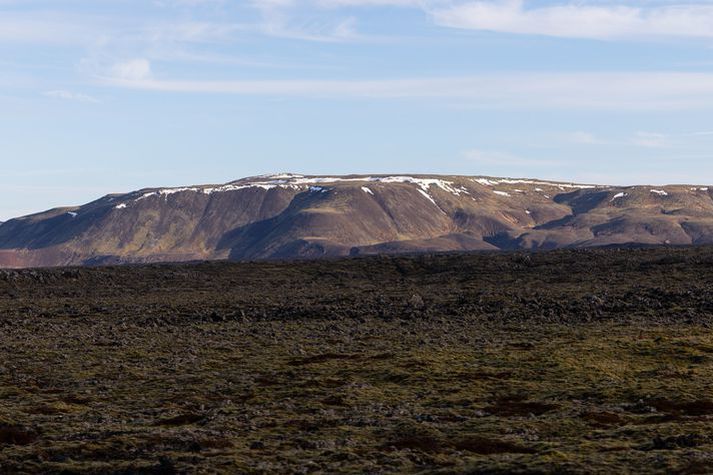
2;0;713;219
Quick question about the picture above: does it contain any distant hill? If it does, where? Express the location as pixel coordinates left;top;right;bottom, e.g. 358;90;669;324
1;173;712;268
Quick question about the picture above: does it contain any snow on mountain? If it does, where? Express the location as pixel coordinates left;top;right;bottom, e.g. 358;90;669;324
0;174;711;268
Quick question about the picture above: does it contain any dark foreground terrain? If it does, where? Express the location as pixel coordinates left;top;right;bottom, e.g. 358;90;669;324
2;248;713;473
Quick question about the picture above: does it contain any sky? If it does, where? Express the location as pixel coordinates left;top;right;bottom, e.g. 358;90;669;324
2;0;713;220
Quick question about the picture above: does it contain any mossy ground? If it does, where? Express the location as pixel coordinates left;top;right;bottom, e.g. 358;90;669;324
2;248;713;473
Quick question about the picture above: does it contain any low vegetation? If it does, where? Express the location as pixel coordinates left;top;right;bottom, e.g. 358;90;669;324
1;247;713;473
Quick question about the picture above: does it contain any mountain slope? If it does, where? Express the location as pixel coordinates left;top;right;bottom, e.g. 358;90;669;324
1;174;712;267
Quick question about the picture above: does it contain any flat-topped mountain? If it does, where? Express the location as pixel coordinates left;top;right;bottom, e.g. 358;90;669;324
1;173;712;268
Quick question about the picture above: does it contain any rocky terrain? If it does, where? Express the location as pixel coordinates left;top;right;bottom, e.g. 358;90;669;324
2;247;713;473
2;173;713;267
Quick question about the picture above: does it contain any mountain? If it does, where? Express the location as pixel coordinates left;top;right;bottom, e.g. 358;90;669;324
1;173;712;268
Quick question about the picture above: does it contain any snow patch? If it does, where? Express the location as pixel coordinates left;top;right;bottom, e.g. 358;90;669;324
264;173;305;180
115;203;127;210
361;186;374;195
137;187;203;201
480;178;597;189
137;182;292;201
135;176;469;200
611;192;628;201
372;176;466;195
493;190;510;197
474;178;498;186
650;189;668;196
129;174;599;204
67;212;78;218
203;183;290;194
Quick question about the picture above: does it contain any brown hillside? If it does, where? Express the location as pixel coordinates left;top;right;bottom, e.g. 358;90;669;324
0;174;711;267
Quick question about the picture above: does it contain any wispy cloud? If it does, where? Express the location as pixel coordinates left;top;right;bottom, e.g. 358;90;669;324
110;59;153;81
99;72;713;110
629;129;713;148
43;90;100;103
248;0;362;42
256;16;359;42
316;0;425;7
140;21;239;44
631;131;669;148
684;131;713;137
566;131;607;145
0;12;104;44
154;0;226;6
431;1;713;40
6;2;713;49
563;129;713;148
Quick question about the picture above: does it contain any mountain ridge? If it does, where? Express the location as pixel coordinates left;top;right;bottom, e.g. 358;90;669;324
1;173;712;268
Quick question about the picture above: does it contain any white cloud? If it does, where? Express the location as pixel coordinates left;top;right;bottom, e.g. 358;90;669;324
0;13;102;44
632;131;669;148
141;21;238;43
43;90;100;104
100;72;713;111
0;10;239;49
316;0;424;7
629;130;713;148
567;131;605;145
5;1;713;48
252;0;295;7
431;1;713;40
110;59;153;81
256;16;359;42
563;129;713;148
249;0;362;42
155;0;225;6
